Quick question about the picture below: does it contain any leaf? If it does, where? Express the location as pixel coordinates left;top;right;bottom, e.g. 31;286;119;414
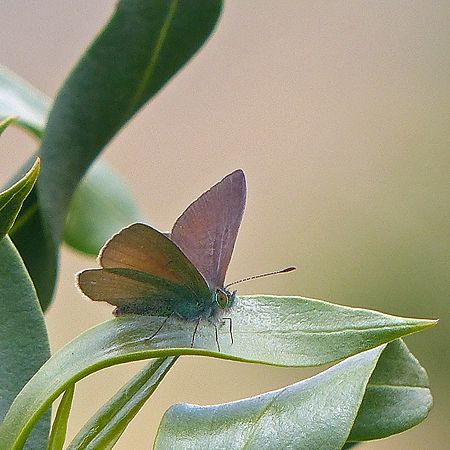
0;295;435;449
67;358;176;449
47;385;75;450
154;340;432;449
63;161;141;256
0;65;142;257
0;64;49;138
0;116;16;135
0;71;138;313
37;0;223;245
0;236;50;450
5;1;222;308
0;158;40;239
347;339;432;442
8;194;56;310
154;346;385;450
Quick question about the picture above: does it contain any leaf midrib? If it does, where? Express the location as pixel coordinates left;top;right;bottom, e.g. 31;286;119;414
126;0;179;116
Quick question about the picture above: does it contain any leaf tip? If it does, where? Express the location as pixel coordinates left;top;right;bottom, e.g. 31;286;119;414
0;116;18;135
410;317;439;332
28;157;41;180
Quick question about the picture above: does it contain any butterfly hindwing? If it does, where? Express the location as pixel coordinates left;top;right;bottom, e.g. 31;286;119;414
171;169;246;290
77;268;207;319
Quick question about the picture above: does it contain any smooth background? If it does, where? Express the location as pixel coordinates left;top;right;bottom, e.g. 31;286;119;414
1;1;448;448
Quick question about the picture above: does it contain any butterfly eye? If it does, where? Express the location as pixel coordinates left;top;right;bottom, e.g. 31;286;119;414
215;289;230;309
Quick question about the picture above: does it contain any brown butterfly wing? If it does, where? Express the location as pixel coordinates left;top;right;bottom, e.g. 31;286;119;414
77;267;204;318
170;169;246;290
99;223;208;292
79;223;211;314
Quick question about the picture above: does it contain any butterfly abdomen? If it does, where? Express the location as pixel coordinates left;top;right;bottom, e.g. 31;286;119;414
113;300;173;317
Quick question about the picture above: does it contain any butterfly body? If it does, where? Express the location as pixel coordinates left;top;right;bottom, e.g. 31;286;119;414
77;170;246;345
112;283;235;324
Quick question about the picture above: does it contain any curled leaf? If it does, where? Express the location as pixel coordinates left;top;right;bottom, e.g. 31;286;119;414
0;116;17;135
154;340;433;449
0;158;40;240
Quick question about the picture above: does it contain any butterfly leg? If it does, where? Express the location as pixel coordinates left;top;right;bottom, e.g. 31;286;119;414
222;317;234;345
145;312;174;343
207;319;221;352
191;317;202;348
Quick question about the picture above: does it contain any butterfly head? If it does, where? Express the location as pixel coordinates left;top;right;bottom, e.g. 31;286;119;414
215;288;236;310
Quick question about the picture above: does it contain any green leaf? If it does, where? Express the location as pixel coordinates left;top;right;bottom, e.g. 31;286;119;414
8;193;56;311
0;70;138;313
37;0;222;245
67;358;176;449
47;385;75;450
0;295;435;449
63;160;141;256
154;346;386;450
5;1;222;308
0;116;16;135
0;65;53;306
154;340;432;449
0;65;49;138
347;339;432;442
0;158;39;239
0;236;50;449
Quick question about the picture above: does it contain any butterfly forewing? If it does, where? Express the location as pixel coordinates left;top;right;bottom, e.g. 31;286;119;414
78;223;211;317
100;223;208;293
171;169;246;290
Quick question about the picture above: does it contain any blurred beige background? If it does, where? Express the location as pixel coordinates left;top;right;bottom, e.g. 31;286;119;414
1;1;449;448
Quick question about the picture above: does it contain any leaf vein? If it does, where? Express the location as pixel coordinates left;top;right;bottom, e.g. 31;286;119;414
127;0;179;114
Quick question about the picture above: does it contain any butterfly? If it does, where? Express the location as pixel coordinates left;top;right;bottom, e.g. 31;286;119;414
77;169;294;350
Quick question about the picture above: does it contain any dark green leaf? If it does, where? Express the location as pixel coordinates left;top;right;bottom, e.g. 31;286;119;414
37;0;222;245
6;1;222;308
0;295;435;449
0;64;53;305
9;195;56;311
0;158;39;239
0;69;141;316
63;161;141;256
47;385;75;450
67;358;176;449
0;236;50;449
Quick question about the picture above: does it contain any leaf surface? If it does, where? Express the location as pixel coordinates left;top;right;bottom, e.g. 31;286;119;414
0;65;48;137
67;358;176;449
0;237;50;449
347;339;432;442
154;340;432;449
0;158;39;239
0;295;435;449
30;0;222;307
47;385;75;450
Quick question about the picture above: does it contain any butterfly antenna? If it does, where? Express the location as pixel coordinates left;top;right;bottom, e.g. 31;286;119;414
225;266;296;289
